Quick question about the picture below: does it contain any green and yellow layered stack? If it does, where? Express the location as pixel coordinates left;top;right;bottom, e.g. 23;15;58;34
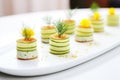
75;19;93;42
107;8;119;26
17;27;38;60
64;20;75;34
50;20;70;55
41;26;56;43
50;34;69;55
90;12;104;32
17;39;37;60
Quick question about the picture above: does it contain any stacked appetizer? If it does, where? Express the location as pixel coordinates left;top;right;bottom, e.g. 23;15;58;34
41;17;56;43
75;19;94;42
49;20;70;55
90;12;104;32
107;8;119;26
63;9;76;34
17;27;38;60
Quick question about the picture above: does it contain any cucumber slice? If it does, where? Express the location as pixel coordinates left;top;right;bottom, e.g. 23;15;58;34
50;40;69;46
107;15;119;20
91;21;103;25
41;32;56;35
92;24;104;28
107;22;119;26
50;50;69;55
65;29;74;33
50;38;69;43
67;25;75;29
50;44;69;47
17;46;36;49
17;49;37;52
17;41;37;48
75;31;93;37
41;34;51;39
17;47;36;51
76;27;93;33
50;46;69;51
41;29;56;34
94;28;104;32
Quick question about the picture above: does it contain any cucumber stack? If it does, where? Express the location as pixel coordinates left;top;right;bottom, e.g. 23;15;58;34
17;39;37;60
41;17;56;43
107;8;119;26
75;19;93;42
90;12;104;32
91;19;104;32
41;26;56;43
64;20;75;34
107;15;119;26
50;34;69;55
17;27;38;60
50;20;70;55
63;9;76;34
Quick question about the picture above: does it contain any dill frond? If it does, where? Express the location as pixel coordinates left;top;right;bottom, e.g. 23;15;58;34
54;20;68;37
43;16;52;25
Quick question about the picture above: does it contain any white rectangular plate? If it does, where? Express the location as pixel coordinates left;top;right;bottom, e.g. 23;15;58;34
0;9;120;76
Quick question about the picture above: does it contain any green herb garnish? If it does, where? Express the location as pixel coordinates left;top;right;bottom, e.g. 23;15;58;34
43;16;52;25
54;20;68;37
22;27;34;40
67;9;77;19
90;2;100;12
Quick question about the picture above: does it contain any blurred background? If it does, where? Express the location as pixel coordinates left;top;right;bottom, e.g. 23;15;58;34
0;0;120;16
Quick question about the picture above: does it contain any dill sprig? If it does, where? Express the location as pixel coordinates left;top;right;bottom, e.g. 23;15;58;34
54;20;68;37
43;16;52;25
90;2;100;12
67;9;76;19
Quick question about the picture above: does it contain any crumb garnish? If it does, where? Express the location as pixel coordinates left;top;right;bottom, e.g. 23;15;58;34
57;50;79;59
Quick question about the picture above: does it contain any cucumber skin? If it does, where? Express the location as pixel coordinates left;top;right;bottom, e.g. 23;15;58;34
41;28;56;43
94;28;104;32
17;49;37;52
17;40;37;52
41;29;56;34
50;40;69;46
107;15;119;26
50;46;69;51
65;25;75;34
50;50;69;55
17;41;37;48
50;36;70;55
50;37;69;43
75;31;93;37
75;27;93;37
76;27;93;33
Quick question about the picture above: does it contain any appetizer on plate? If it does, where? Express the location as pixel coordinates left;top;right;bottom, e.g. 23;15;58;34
75;19;94;42
50;20;70;55
107;8;119;26
63;9;76;34
41;17;56;43
17;27;38;60
90;12;104;32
